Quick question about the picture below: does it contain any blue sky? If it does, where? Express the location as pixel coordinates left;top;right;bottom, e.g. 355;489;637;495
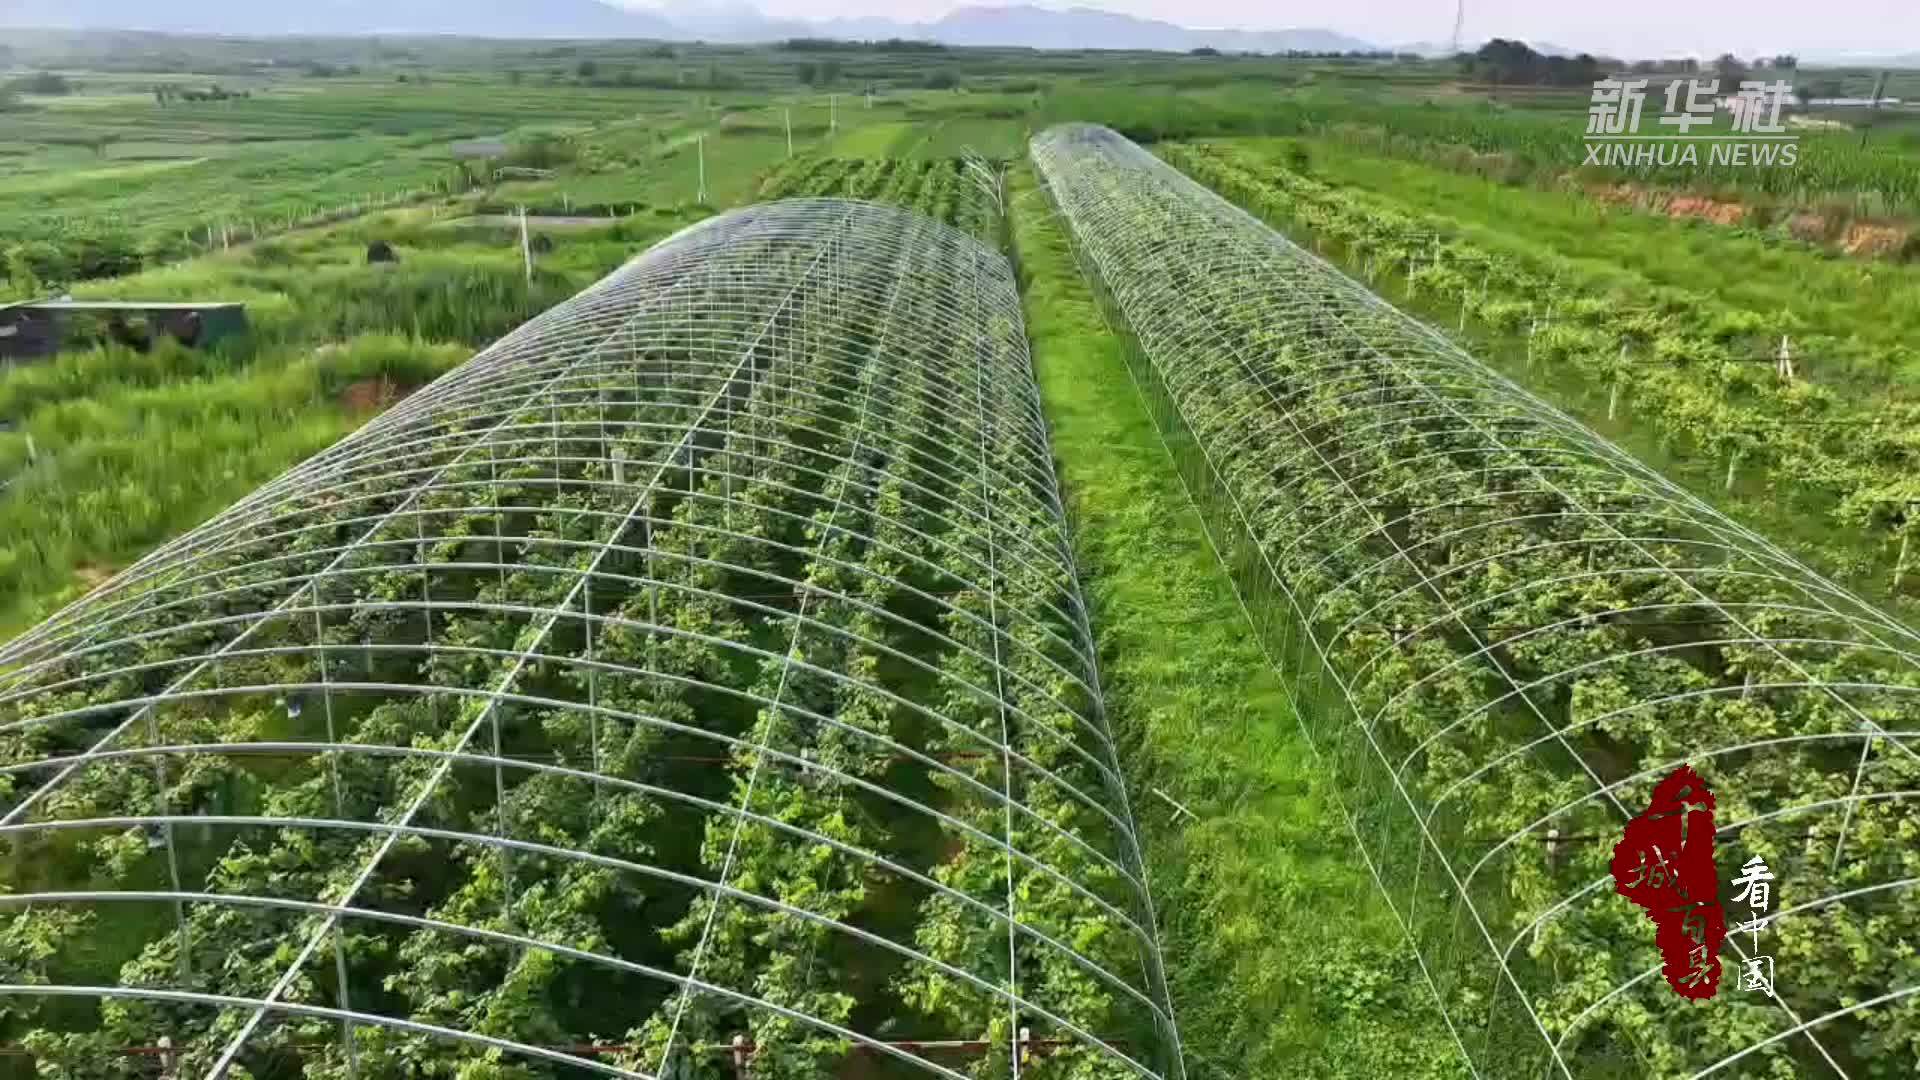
635;1;1920;58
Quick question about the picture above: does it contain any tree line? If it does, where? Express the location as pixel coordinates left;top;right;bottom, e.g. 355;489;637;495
1459;39;1801;88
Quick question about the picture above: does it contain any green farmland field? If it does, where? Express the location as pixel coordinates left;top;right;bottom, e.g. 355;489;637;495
3;26;1920;1080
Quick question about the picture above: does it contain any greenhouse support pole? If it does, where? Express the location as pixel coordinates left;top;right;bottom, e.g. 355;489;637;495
965;247;1022;1080
333;927;359;1078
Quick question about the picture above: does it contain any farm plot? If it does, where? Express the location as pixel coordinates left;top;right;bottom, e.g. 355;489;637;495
0;199;1179;1079
1161;140;1920;616
1034;123;1920;1080
759;156;1002;243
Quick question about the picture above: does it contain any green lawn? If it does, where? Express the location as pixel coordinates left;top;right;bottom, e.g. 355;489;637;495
1009;165;1469;1080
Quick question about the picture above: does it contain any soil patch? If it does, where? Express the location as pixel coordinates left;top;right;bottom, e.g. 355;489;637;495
1843;222;1911;257
339;377;410;414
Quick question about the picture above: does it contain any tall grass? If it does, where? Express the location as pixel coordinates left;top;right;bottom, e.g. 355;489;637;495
0;334;468;634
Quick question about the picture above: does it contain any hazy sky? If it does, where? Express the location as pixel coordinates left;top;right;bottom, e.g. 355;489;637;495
640;1;1920;58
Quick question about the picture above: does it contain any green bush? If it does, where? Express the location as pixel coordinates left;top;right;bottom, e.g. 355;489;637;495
5;241;70;293
6;72;74;95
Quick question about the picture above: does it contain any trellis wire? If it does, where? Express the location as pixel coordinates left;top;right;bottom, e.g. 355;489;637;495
1032;124;1920;1080
0;198;1183;1079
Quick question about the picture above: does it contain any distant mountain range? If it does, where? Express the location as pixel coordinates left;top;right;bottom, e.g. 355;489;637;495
0;0;1384;54
1797;50;1920;68
809;6;1379;54
1397;38;1585;59
0;0;676;39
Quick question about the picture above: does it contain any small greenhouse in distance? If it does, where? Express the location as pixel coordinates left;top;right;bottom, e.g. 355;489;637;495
0;199;1183;1079
1034;123;1920;1080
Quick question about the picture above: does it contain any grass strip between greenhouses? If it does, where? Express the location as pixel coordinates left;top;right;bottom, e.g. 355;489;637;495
1008;165;1469;1080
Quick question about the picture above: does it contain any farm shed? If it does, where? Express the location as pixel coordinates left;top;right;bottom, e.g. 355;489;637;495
0;299;247;362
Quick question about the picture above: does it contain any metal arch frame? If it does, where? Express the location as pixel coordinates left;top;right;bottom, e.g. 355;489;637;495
0;982;654;1080
1;208;779;665
0;542;1131;843
1052;132;1889;1068
0;439;1099;712
1;235;1076;676
0;199;1184;1080
1124;220;1909;642
1032;126;1920;1080
0;739;1163;1023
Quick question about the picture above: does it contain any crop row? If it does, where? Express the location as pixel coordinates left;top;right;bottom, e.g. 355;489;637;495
758;157;999;243
0;86;648;147
1051;91;1920;215
1034;123;1920;1080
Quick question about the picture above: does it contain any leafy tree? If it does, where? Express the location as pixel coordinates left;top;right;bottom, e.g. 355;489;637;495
576;59;599;79
67;232;142;279
1715;52;1750;86
504;132;576;170
1800;78;1843;102
1459;40;1604;87
9;71;74;95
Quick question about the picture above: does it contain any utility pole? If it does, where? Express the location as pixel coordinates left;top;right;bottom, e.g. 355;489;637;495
696;135;708;205
829;93;837;132
518;205;532;284
785;107;793;158
1450;0;1466;55
1862;70;1889;147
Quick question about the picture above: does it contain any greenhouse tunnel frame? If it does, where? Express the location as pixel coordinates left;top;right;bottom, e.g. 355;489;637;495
0;197;1186;1080
1031;122;1920;1080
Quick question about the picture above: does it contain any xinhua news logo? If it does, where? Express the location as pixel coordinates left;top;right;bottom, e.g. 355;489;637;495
1584;78;1800;168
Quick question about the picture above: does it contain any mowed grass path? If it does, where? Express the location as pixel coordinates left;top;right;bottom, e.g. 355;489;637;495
1009;167;1468;1080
